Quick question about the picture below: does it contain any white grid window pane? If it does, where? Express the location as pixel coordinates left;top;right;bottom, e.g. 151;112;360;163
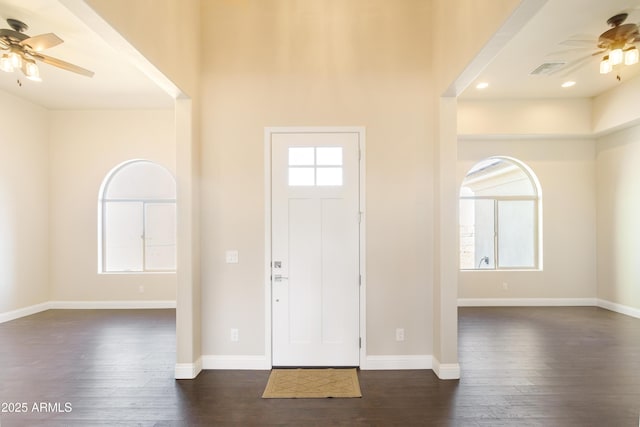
498;200;535;268
316;147;342;166
289;167;315;186
288;147;315;166
105;202;143;272
459;199;495;270
316;167;343;186
144;203;177;271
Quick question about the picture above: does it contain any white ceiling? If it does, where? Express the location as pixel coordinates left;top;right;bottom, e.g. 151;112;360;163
0;0;173;109
460;0;640;100
2;0;640;109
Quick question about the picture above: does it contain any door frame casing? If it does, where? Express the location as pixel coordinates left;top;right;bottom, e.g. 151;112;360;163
264;126;366;367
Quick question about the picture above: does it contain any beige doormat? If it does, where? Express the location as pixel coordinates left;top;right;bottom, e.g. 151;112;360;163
262;368;362;399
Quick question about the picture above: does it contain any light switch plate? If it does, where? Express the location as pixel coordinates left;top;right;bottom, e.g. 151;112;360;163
226;250;239;264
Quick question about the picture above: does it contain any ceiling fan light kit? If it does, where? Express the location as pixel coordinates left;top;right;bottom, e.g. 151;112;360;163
0;18;93;83
22;58;41;81
623;46;639;65
598;13;640;75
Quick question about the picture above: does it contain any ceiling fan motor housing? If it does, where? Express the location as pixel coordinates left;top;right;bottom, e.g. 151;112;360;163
598;13;640;49
6;18;28;33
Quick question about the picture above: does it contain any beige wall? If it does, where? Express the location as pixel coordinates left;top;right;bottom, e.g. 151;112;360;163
593;75;640;134
48;109;177;302
200;0;433;357
457;96;600;301
458;138;597;300
0;90;50;314
593;73;640;312
85;0;201;98
431;0;521;94
596;124;640;310
458;99;592;137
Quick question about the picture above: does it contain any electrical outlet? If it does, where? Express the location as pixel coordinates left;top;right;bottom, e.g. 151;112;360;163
503;282;509;291
230;328;239;342
138;285;144;293
395;328;405;342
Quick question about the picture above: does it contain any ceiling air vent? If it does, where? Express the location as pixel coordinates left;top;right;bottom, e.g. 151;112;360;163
530;61;566;75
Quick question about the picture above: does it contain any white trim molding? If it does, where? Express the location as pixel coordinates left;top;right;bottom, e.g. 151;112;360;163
598;299;640;319
1;300;177;324
175;357;202;379
202;355;271;370
432;357;461;380
0;302;51;324
361;355;432;370
49;300;177;309
458;298;597;307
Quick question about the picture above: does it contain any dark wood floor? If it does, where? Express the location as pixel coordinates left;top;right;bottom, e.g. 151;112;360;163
1;307;639;426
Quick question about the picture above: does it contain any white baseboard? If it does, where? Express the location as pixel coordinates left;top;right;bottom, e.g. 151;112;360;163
175;357;202;379
360;355;432;370
432;356;460;380
199;354;434;371
0;301;51;324
458;298;597;307
1;300;176;324
597;299;640;319
49;300;177;309
201;355;271;370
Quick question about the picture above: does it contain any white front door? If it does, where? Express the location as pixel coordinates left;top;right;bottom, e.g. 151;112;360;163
271;130;360;366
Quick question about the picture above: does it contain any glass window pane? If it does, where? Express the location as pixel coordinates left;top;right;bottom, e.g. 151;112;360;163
461;158;536;197
288;147;315;166
105;161;176;200
316;147;342;166
316;167;343;186
145;203;176;271
104;202;143;272
498;200;535;268
459;199;495;269
289;167;315;186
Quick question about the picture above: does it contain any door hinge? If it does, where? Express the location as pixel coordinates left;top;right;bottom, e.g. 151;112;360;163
359;337;362;349
359;275;361;286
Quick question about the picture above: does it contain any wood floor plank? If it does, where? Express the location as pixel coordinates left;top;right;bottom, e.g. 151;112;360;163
0;306;639;425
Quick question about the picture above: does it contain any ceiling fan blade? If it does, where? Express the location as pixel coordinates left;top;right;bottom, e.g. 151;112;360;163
546;48;597;59
553;54;598;77
560;39;597;47
32;52;94;77
20;33;63;51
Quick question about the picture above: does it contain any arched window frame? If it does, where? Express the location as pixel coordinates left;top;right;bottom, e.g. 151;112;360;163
98;159;177;274
459;156;543;271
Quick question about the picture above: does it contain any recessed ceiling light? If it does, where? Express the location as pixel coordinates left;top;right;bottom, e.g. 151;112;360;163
476;82;489;90
561;81;576;88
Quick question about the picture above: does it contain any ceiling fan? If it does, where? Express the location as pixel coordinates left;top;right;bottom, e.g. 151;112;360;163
546;12;640;78
0;18;94;81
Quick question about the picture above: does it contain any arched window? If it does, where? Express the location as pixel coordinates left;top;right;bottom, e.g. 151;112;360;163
99;160;176;273
459;157;541;270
